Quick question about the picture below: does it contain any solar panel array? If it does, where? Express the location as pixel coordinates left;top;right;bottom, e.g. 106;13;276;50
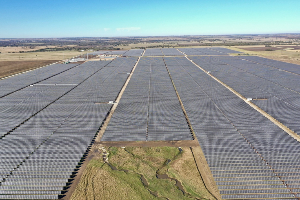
2;47;300;199
0;57;138;199
0;63;78;98
94;49;145;57
92;47;240;57
102;53;300;198
89;51;109;55
210;47;242;54
122;49;145;57
190;56;300;140
102;57;192;141
179;56;300;199
161;48;183;56
178;47;241;56
143;48;164;56
104;50;128;55
241;56;300;75
0;62;110;138
92;50;132;56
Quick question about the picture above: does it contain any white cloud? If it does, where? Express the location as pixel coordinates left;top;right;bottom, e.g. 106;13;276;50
116;27;141;31
104;28;110;31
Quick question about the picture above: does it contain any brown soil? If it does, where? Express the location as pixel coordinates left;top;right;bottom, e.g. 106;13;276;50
0;60;59;78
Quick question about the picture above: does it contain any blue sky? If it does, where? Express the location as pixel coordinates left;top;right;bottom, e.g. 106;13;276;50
0;0;299;38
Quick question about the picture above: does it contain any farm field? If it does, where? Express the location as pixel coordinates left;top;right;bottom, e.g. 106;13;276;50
0;49;97;78
0;46;58;53
0;60;59;79
1;47;300;199
228;45;300;65
0;50;83;61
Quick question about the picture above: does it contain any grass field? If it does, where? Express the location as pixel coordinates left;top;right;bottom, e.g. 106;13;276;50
0;46;57;53
0;45;78;53
70;147;215;200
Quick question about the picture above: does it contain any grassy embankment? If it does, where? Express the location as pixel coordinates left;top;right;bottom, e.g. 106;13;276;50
71;147;215;200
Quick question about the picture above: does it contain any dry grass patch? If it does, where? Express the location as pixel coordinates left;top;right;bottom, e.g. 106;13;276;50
0;50;83;61
168;147;213;199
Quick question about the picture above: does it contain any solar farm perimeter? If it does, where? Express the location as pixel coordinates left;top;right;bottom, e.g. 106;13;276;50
1;47;300;199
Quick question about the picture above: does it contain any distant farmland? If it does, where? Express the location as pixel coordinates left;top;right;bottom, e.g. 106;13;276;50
0;49;84;78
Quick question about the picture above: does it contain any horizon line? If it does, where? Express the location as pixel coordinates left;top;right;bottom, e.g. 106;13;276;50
1;32;300;39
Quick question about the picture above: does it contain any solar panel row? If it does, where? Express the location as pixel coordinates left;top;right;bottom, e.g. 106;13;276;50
160;48;183;56
210;47;242;54
122;49;145;57
103;50;128;55
93;47;240;57
102;57;192;141
0;63;78;98
178;47;241;56
143;48;164;56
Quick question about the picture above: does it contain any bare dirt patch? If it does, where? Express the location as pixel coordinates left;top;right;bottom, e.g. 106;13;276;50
0;60;59;78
